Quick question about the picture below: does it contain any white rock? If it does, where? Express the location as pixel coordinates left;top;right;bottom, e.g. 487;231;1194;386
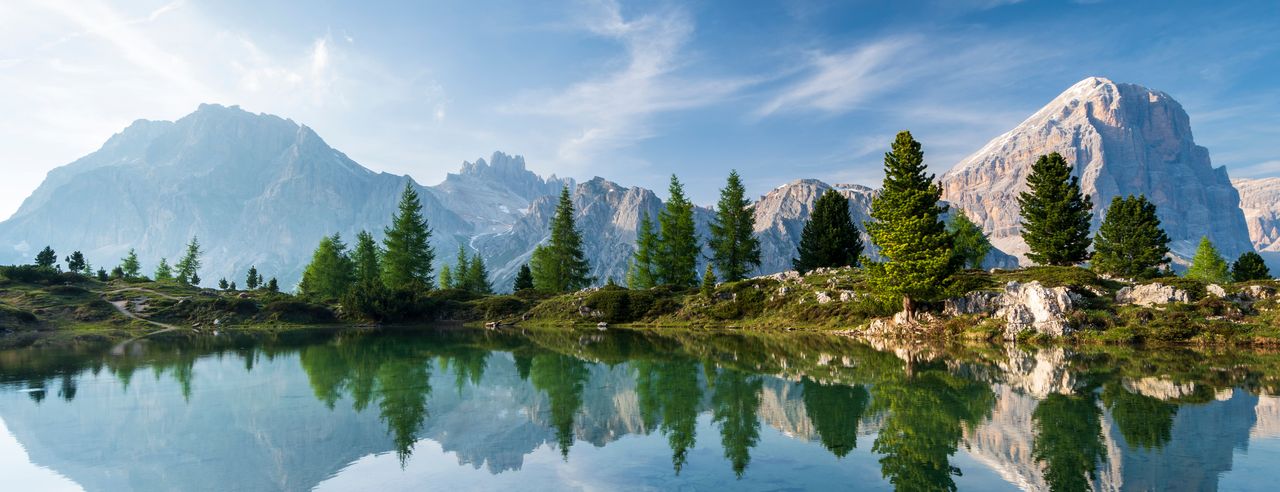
1207;284;1228;298
996;281;1076;339
1116;283;1190;306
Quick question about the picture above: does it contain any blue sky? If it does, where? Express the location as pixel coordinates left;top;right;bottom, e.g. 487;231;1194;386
1;0;1277;218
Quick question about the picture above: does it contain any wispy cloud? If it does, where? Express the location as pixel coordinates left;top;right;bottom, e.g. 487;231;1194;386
755;37;919;117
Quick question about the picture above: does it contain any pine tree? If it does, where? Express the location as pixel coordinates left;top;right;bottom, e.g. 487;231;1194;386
155;258;173;281
948;210;992;270
381;182;435;291
865;131;957;316
120;249;141;279
65;251;86;274
1186;236;1231;283
229;281;238;291
514;264;535;291
701;264;716;298
96;268;108;281
35;246;57;269
111;266;125;279
1232;252;1271;281
266;278;279;292
793;189;863;273
299;233;354;300
218;278;229;290
709;170;761;281
350;230;382;285
656;175;699;288
1092;195;1171;279
438;265;454;290
82;260;94;276
174;236;202;285
627;212;659;289
465;253;492;294
451;245;471;290
530;187;591;292
190;272;200;286
1018;153;1094;265
246;265;261;290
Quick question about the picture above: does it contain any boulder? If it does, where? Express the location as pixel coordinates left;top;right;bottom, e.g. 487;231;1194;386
996;281;1077;339
943;290;1002;316
815;291;833;305
1116;283;1190;306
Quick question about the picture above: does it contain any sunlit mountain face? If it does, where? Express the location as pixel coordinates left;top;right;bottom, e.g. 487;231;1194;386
2;328;1279;491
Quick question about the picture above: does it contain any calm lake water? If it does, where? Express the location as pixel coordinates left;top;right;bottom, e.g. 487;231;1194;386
1;327;1279;491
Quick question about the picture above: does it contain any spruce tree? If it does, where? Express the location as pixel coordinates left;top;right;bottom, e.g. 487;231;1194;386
1232;252;1271;281
864;131;957;316
120;249;141;279
530;187;591;292
1018;153;1093;265
709;170;761;281
35;246;57;268
451;245;471;290
66;251;86;274
438;265;454;290
82;259;94;276
218;278;229;290
299;233;354;300
381;182;435;291
627;212;659;289
174;236;202;285
514;264;535;291
793;189;863;273
1186;236;1231;283
350;230;382;285
155;258;173;281
657;175;699;288
190;272;200;286
465;253;492;294
96;268;108;281
948;210;992;270
229;281;238;291
1092;195;1170;279
266;278;279;292
701;264;716;298
246;265;261;290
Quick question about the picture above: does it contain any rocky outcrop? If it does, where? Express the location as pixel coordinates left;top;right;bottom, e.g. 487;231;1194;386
941;77;1254;264
996;281;1077;339
1233;177;1280;252
1115;282;1190;306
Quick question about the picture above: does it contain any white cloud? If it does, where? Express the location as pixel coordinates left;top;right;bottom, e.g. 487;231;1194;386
756;37;918;117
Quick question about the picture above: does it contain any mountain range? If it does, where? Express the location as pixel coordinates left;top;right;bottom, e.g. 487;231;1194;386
1;77;1277;290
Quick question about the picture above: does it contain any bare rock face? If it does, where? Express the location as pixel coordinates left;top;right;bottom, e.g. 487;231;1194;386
1233;177;1280;252
1115;282;1190;306
940;77;1254;264
943;290;1002;316
996;281;1076;339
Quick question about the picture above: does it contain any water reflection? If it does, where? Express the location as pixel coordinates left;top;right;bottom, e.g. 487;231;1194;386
1;328;1279;491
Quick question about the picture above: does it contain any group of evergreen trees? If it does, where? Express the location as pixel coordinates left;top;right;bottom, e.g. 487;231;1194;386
26;237;220;286
439;245;493;294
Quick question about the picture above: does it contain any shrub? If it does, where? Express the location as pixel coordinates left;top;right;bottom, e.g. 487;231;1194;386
262;300;336;324
470;295;530;320
0;265;64;284
0;304;38;326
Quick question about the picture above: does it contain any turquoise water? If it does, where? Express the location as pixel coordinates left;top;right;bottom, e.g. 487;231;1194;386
1;327;1278;491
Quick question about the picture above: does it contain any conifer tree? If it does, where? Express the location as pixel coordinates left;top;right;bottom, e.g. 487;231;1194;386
155;258;173;281
229;281;238;291
350;230;382;285
627;212;659;289
530;187;591;292
219;278;229;290
865;131;957;316
948;210;992;270
701;264;716;298
66;251;86;274
709;170;761;281
111;266;125;279
465;253;492;294
438;265;454;290
657;175;699;288
174;236;202;285
1186;236;1231;283
120;249;141;279
514;264;535;291
1018;153;1094;265
96;268;108;281
299;233;354;300
381;182;435;291
1092;195;1170;279
266;278;279;292
1232;252;1271;281
190;272;200;286
82;260;94;276
246;265;261;290
451;245;471;290
35;246;57;269
793;189;863;273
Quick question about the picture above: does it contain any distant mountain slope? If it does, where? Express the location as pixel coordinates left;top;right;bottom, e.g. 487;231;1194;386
940;77;1254;264
1231;177;1280;273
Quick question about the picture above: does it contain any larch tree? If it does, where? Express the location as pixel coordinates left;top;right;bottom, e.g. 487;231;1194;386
451;245;471;290
530;187;591;292
1018;153;1094;265
864;131;957;317
299;233;354;300
709;170;761;282
793;189;863;274
438;265;454;290
656;175;699;288
627;212;659;290
1186;236;1231;283
120;249;142;279
350;230;382;286
1091;195;1170;279
381;182;435;291
465;252;492;294
174;236;203;285
155;258;173;281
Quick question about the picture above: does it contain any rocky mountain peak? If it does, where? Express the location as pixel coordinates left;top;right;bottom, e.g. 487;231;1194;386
941;77;1253;263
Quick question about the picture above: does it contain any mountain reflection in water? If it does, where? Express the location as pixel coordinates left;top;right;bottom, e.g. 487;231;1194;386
2;327;1279;491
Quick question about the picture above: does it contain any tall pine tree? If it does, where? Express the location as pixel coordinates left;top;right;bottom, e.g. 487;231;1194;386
464;253;493;294
120;249;141;279
793;189;863;273
1186;236;1230;283
1092;195;1170;279
351;230;382;285
245;265;261;290
657;175;699;288
627;212;659;290
865;131;957;316
1018;153;1093;265
381;182;435;291
299;233;354;300
530;187;591;292
174;236;202;285
513;264;535;291
1231;252;1271;281
451;245;471;290
709;170;761;281
438;265;454;290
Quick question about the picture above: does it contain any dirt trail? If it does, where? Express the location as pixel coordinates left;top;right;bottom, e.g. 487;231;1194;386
101;287;188;354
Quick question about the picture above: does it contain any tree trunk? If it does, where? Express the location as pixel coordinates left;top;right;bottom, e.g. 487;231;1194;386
901;295;915;323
